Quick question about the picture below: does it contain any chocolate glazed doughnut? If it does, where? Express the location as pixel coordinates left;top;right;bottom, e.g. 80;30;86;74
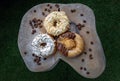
57;32;84;57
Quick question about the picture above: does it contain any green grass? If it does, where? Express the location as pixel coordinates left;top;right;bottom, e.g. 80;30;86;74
0;0;120;81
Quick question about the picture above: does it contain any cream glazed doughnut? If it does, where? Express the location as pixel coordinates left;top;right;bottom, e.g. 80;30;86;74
43;11;69;36
31;34;56;57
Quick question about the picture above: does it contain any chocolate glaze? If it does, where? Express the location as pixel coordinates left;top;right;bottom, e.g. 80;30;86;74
61;32;76;39
57;43;68;56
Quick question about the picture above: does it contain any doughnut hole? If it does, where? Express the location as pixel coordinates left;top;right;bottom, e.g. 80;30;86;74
40;43;46;47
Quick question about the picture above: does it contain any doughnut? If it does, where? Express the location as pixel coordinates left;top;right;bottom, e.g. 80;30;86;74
31;34;56;57
57;32;84;57
43;11;69;36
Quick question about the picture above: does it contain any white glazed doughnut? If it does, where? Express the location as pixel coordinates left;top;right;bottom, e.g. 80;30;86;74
43;11;69;36
31;34;56;57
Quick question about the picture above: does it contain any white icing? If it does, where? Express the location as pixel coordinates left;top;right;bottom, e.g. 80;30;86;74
31;34;55;57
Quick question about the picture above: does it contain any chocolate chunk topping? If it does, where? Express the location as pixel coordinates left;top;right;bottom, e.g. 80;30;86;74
63;49;68;56
71;9;76;13
57;43;68;56
61;32;76;39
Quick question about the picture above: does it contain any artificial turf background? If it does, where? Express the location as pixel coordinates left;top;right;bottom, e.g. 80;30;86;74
0;0;120;81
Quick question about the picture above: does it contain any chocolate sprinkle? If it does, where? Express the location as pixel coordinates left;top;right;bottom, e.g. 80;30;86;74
34;10;36;13
29;20;34;29
84;52;87;55
43;58;47;60
77;23;85;30
41;20;43;23
48;9;50;12
89;54;93;59
50;6;52;9
71;9;76;13
80;67;83;70
39;25;43;28
33;55;42;65
83;20;86;23
86;31;90;34
58;8;60;11
47;4;50;7
81;59;84;62
81;24;85;27
37;62;41;65
89;48;92;52
44;8;47;11
42;12;45;16
80;14;84;16
86;72;90;75
32;18;37;23
90;41;94;45
34;59;37;62
32;53;35;56
31;30;36;34
84;67;87;71
34;23;38;28
24;52;27;55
